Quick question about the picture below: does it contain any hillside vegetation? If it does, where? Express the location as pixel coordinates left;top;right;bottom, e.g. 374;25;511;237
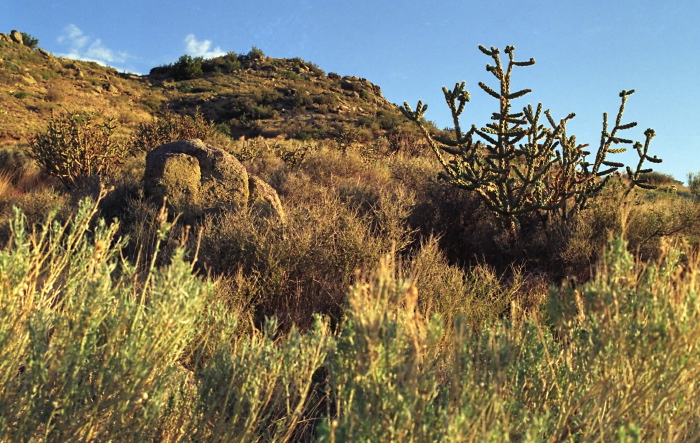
2;30;700;441
0;34;413;146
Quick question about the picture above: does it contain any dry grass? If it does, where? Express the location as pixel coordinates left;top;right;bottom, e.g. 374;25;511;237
1;138;700;440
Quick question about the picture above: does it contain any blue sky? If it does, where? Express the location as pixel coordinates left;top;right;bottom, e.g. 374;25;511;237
3;1;699;181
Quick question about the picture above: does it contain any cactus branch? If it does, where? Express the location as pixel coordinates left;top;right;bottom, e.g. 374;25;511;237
400;45;662;238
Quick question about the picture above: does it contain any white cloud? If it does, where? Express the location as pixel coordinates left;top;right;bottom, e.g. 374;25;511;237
184;34;225;58
56;24;129;66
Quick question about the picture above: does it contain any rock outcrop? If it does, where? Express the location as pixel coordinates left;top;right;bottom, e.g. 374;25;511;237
144;139;285;222
10;30;23;45
248;175;286;222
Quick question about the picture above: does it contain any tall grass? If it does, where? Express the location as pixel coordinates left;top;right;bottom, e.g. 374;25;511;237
320;236;700;441
2;172;700;441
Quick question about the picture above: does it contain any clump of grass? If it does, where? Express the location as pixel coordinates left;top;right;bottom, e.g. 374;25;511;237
0;194;211;440
0;171;15;203
320;236;700;441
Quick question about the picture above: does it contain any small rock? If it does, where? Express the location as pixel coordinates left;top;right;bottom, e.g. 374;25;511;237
21;75;36;85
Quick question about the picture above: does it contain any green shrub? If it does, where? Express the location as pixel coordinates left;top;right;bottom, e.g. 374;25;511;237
141;94;163;113
28;112;126;189
687;171;700;196
11;91;31;99
281;70;302;81
292;88;313;109
0;196;212;440
21;32;39;49
173;54;204;81
3;192;700;440
319;236;700;441
247;46;265;60
0;195;332;440
204;51;241;74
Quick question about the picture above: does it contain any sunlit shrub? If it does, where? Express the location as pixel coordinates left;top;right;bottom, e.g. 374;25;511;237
173;54;203;80
129;108;215;152
28;112;126;189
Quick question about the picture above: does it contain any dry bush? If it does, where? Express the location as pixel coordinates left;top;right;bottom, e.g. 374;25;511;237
129;108;215;152
196;185;396;331
0;171;15;203
28;112;126;190
408;236;529;331
45;79;70;102
192;148;417;330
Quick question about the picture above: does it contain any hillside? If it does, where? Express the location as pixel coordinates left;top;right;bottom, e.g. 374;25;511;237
4;29;700;441
0;30;412;150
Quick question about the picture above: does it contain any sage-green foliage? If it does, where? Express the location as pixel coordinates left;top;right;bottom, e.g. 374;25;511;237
0;196;209;440
0;196;331;441
2;196;700;441
319;237;700;441
192;316;330;442
28;112;126;189
402;45;662;236
247;46;266;60
173;54;204;81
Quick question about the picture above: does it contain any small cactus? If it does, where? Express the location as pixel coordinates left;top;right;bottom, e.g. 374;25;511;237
401;45;661;237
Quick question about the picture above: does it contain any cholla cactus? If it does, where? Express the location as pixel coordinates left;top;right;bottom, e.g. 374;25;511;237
402;45;661;237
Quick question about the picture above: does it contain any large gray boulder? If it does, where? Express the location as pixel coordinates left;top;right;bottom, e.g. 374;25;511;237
144;139;250;217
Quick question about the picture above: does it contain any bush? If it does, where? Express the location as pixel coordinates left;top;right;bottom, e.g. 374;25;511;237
45;80;69;102
247;46;265;60
129;109;215;152
319;237;700;441
21;32;39;49
11;91;31;99
204;51;241;74
3;166;700;441
28;112;126;189
687;171;700;196
173;54;203;81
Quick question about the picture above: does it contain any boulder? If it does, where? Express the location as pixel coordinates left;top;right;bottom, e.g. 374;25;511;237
144;139;249;218
0;34;11;44
249;175;286;223
10;30;22;45
20;75;36;85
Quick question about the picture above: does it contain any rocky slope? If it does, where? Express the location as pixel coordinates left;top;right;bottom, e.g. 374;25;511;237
0;29;411;150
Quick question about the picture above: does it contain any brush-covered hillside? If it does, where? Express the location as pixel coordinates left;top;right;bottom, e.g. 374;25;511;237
0;31;413;147
3;29;700;441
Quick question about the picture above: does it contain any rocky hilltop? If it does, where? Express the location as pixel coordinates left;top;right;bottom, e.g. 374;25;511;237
0;29;412;149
